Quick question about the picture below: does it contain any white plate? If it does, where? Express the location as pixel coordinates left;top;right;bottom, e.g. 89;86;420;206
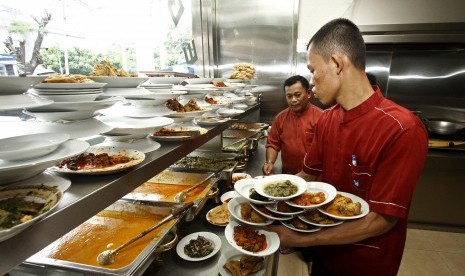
26;96;123;112
24;109;98;122
0;185;62;242
11;171;71;193
234;179;274;205
249;202;293;221
318;192;370;220
98;115;174;137
224;220;279;257
264;202;306;216
148;77;185;85
0;94;53;111
176;232;221;261
125;97;167;106
217;108;245;116
206;205;230;226
30;91;103;102
183;78;213;84
150;127;208;142
34;82;107;89
96;138;161;154
228;197;274;226
166;109;211;118
285;182;337;209
225;79;248;83
0;133;69;161
193;116;230;126
217;247;266;276
48;146;145;175
32;88;103;94
297;209;344;227
280;219;322;233
232;173;252;184
253;174;307;201
89;76;148;88
26;118;113;139
220;191;239;203
0;139;89;184
0;76;47;95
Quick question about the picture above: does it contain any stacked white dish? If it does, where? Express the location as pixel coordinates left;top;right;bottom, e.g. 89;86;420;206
88;76;148;88
0;133;89;183
30;82;107;102
23;96;123;122
98;115;174;140
0;76;47;95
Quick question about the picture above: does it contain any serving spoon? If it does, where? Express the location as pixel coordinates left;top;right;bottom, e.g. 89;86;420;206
97;202;194;266
174;166;224;203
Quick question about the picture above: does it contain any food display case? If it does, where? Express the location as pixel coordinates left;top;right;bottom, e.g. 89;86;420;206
0;105;260;275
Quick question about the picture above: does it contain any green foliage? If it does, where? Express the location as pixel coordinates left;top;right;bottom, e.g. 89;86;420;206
41;45;138;75
165;25;192;66
6;20;32;38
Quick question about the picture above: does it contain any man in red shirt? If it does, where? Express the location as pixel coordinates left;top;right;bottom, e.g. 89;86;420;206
263;75;323;175
266;18;428;275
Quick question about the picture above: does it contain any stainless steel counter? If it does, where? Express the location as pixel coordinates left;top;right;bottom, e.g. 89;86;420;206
0;105;260;275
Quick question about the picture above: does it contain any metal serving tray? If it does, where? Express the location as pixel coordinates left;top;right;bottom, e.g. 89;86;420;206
122;169;220;221
21;201;183;276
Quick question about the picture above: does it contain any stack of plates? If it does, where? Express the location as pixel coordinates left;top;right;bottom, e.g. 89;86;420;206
30;82;107;102
140;83;174;93
23;96;123;122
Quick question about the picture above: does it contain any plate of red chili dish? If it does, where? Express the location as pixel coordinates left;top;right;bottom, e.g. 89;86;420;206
224;220;279;257
49;146;145;175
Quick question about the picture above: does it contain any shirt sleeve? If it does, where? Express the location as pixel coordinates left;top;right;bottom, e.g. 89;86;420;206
265;114;282;152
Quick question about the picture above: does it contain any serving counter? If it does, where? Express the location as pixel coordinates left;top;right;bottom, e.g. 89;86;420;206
0;105;260;275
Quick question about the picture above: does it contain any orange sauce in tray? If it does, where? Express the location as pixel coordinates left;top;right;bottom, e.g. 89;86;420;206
130;182;209;203
46;209;176;269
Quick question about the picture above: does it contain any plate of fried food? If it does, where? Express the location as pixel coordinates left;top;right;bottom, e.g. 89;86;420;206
285;181;337;209
265;201;306;216
249;202;293;221
225;220;279;257
150;126;207;141
297;208;344;227
228;197;274;227
318;192;369;220
280;217;322;233
34;74;107;89
218;247;266;276
206;203;230;226
48;146;145;175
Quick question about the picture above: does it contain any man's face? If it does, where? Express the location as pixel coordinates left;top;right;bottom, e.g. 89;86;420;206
307;44;339;107
284;81;310;114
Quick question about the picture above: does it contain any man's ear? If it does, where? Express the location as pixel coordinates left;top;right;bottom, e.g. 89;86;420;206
331;53;344;75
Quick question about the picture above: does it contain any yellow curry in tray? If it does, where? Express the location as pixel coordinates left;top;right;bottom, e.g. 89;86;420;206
127;170;214;203
46;208;176;269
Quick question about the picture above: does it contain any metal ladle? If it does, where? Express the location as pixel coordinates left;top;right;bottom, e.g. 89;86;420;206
174;167;224;203
97;202;194;266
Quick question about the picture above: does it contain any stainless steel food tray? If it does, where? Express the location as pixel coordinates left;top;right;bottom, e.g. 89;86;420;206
21;201;183;276
122;168;220;221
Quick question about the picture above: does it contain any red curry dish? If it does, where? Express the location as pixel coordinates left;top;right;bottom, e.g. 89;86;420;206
57;152;133;171
233;225;267;252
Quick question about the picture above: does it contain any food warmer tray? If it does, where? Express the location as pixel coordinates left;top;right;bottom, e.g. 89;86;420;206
228;122;270;131
122;169;220;221
20;200;183;276
169;150;245;182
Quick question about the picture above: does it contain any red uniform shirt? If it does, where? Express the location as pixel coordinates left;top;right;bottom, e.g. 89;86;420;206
303;87;428;275
266;104;323;174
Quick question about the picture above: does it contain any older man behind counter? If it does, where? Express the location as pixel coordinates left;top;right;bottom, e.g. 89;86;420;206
263;75;323;175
